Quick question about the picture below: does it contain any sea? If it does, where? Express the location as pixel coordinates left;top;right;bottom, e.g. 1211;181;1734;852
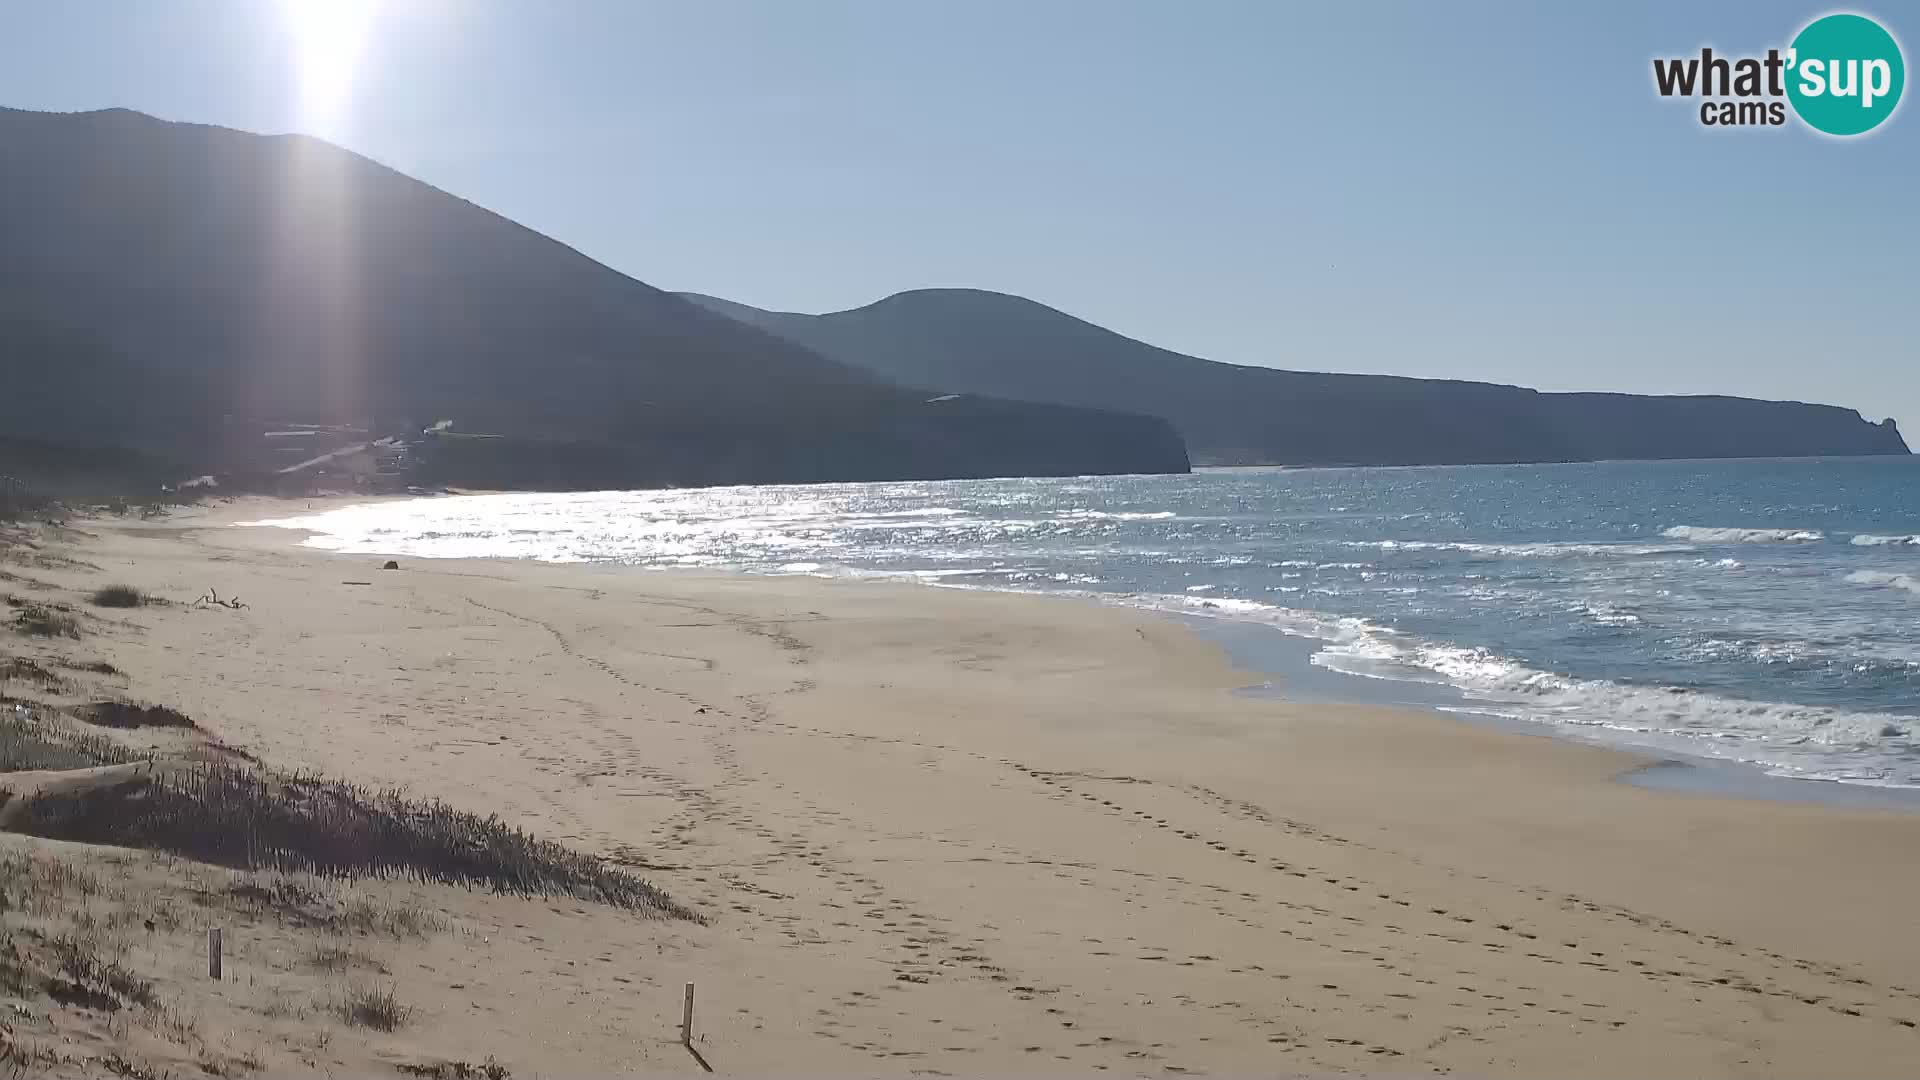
253;456;1920;792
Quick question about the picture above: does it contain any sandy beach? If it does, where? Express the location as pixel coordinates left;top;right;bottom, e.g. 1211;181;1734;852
6;495;1920;1077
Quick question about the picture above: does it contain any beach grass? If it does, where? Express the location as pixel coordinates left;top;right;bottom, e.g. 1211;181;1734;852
78;700;196;730
7;600;81;639
395;1057;513;1079
49;930;157;1009
89;584;146;608
337;982;412;1031
1;655;67;692
12;761;697;918
307;941;384;972
0;706;140;771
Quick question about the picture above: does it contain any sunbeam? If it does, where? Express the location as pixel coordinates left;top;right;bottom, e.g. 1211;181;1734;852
284;0;377;134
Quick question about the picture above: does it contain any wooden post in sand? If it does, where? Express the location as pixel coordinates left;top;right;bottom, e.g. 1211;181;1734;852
678;982;713;1071
208;927;222;979
681;981;695;1044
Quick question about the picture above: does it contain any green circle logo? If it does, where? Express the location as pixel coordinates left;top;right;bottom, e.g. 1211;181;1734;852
1787;13;1905;135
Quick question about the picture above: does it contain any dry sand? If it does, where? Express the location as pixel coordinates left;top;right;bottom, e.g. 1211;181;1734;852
6;495;1920;1076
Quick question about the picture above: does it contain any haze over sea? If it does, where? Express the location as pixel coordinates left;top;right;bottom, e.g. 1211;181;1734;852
259;456;1920;788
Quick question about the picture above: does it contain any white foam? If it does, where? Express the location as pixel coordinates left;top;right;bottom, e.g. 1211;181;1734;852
1106;591;1381;645
870;507;971;518
1846;570;1920;597
1851;534;1920;548
1057;510;1177;521
1348;539;1692;558
1113;589;1920;785
1660;526;1824;543
844;566;1005;581
1313;636;1911;756
1578;602;1641;626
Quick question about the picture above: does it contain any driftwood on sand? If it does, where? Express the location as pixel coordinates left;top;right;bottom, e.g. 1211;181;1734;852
190;588;246;610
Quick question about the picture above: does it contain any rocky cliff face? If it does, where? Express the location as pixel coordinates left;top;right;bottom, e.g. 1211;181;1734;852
684;290;1910;466
0;108;1188;487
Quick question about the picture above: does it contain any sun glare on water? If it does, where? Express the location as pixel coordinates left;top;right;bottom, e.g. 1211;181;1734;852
283;0;378;133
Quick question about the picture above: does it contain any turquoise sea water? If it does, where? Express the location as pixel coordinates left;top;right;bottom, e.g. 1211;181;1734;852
258;456;1920;787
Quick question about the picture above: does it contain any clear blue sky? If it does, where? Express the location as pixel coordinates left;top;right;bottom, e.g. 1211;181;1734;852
3;2;1914;427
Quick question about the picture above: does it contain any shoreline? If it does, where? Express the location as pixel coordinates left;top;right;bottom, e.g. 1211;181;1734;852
13;495;1920;1075
254;493;1920;813
1191;613;1920;812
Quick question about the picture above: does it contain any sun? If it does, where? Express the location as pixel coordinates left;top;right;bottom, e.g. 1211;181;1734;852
283;0;378;132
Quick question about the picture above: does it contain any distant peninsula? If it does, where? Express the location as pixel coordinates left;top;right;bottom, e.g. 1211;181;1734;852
683;290;1909;467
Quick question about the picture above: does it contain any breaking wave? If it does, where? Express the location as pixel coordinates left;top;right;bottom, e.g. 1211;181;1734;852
1660;526;1825;543
1131;591;1915;783
1057;510;1177;521
1346;540;1691;558
1852;534;1920;548
1847;570;1920;597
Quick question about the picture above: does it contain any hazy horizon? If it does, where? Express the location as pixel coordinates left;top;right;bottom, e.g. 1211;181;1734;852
2;1;1913;427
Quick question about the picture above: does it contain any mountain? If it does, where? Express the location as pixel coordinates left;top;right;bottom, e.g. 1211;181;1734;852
683;289;1910;466
0;108;1188;488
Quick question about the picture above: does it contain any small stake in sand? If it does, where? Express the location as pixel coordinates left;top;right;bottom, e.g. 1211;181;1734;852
208;927;222;980
681;982;695;1044
680;982;712;1071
